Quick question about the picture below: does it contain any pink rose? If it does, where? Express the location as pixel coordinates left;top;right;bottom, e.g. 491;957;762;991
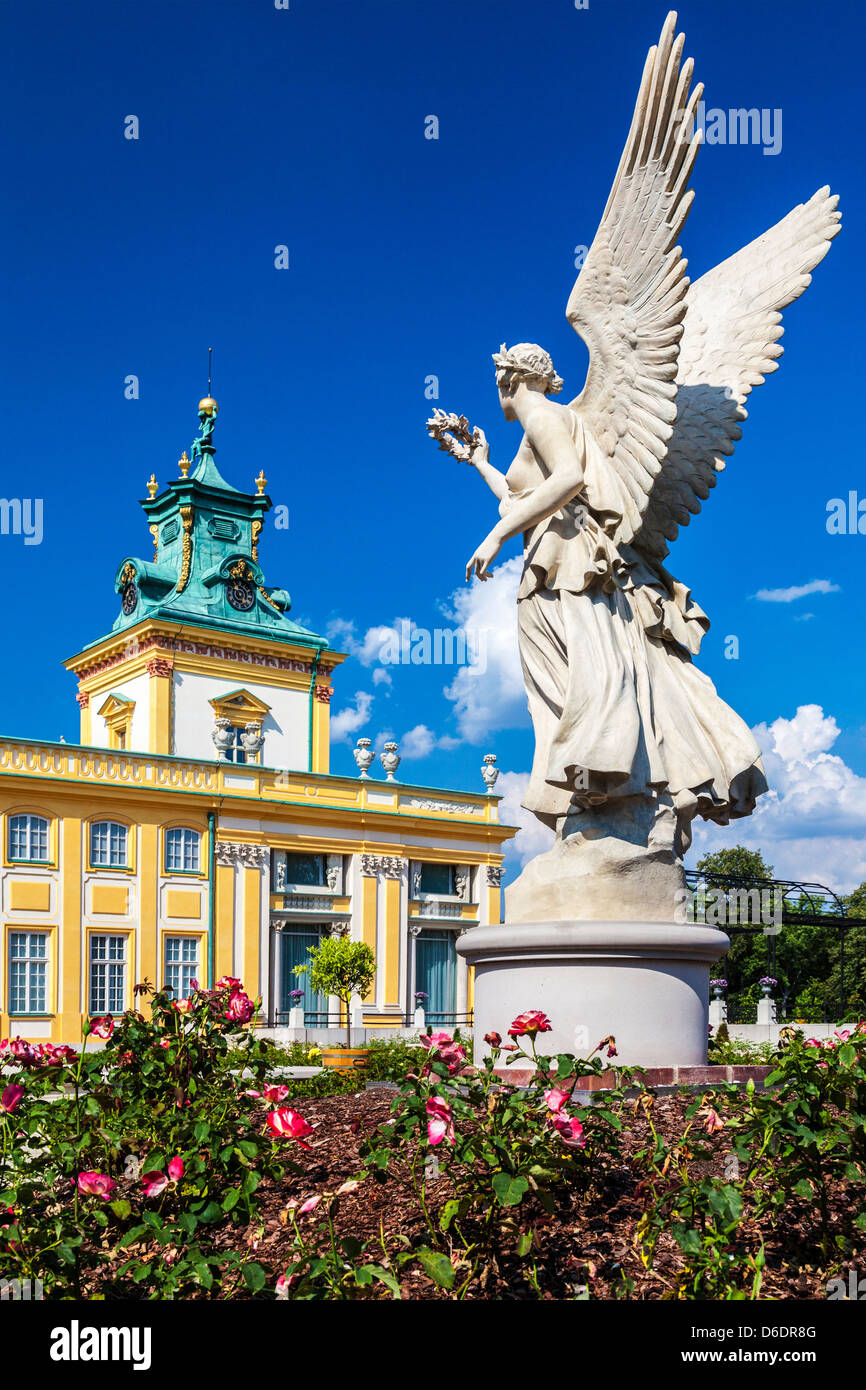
544;1086;570;1114
550;1114;586;1149
508;1011;552;1040
89;1015;115;1040
426;1096;455;1147
76;1171;116;1198
1;1084;24;1114
299;1194;322;1214
168;1156;184;1182
267;1108;313;1148
225;990;256;1024
702;1108;724;1135
484;1032;502;1048
262;1084;290;1104
216;976;242;991
142;1171;168;1197
173;998;195;1015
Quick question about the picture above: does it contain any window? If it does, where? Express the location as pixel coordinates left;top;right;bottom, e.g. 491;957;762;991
89;935;126;1014
9;931;48;1013
418;862;457;897
90;821;129;868
8;814;49;863
164;936;199;999
272;850;325;890
165;827;201;873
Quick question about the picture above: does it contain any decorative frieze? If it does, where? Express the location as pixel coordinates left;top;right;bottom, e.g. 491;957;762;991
359;853;405;879
486;865;504;886
145;657;174;678
216;841;269;868
406;797;481;815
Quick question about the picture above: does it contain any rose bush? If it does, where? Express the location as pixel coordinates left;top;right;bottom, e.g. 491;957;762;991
0;977;311;1298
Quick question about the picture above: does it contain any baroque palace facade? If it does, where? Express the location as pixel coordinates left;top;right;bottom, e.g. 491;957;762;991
0;397;514;1044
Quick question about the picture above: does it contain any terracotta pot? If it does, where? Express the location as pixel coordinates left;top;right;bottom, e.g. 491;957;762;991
319;1047;369;1072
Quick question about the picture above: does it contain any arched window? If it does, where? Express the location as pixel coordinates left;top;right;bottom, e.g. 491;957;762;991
89;821;129;868
165;827;201;873
8;814;50;863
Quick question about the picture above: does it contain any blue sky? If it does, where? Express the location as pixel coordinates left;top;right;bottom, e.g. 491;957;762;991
1;0;863;886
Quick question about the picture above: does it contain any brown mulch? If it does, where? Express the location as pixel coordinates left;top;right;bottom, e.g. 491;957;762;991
237;1086;863;1300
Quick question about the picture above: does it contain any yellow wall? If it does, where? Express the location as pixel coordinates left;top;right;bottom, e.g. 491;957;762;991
0;759;510;1042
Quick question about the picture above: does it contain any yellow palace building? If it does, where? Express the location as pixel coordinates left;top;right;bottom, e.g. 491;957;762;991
0;397;515;1044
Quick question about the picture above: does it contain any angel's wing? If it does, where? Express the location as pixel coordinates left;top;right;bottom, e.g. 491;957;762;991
566;10;702;548
632;187;841;561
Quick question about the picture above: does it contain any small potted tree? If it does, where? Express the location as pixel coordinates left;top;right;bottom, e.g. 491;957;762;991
294;935;376;1071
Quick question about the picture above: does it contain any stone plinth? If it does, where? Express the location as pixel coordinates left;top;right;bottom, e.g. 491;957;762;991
457;921;729;1069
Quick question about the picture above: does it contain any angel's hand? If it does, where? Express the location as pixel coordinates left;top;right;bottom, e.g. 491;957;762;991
465;531;502;582
468;427;489;468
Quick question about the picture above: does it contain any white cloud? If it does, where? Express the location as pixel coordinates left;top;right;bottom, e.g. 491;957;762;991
442;556;527;743
326;617;414;669
329;690;374;744
752;579;840;603
399;724;461;759
496;770;555;868
691;704;866;893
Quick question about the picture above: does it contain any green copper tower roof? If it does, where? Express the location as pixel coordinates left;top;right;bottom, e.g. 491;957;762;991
97;397;328;653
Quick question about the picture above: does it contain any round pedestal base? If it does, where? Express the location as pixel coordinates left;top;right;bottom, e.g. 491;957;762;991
456;921;729;1069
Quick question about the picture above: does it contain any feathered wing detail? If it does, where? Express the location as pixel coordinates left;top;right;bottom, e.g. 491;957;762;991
634;186;841;560
566;10;702;547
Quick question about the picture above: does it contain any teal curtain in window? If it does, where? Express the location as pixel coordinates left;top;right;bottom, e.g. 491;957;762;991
415;932;456;1023
280;930;327;1020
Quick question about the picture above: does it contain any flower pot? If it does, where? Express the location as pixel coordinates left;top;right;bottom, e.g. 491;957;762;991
319;1047;369;1073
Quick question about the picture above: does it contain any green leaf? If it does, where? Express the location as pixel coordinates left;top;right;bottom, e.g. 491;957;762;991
794;1178;814;1200
242;1262;267;1293
110;1199;131;1220
416;1248;455;1290
492;1172;529;1207
199;1201;224;1224
855;1213;866;1232
222;1187;241;1212
439;1198;465;1233
517;1231;534;1257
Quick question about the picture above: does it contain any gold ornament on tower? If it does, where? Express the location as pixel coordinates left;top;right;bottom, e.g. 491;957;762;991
255;470;267;495
146;474;158;499
198;397;218;417
178;450;190;478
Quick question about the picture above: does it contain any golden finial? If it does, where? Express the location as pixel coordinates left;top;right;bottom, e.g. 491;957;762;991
198;396;218;417
178;450;190;478
255;470;267;495
146;474;159;499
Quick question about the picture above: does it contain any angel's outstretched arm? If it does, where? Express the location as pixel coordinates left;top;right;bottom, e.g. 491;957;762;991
491;412;585;542
465;413;585;580
466;429;509;501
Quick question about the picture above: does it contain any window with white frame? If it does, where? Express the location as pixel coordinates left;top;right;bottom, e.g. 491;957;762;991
418;862;458;896
164;936;199;999
165;827;201;873
90;821;129;868
89;934;126;1014
8;814;49;863
9;931;48;1013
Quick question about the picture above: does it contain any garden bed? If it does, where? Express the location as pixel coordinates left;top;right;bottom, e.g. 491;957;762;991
230;1085;864;1301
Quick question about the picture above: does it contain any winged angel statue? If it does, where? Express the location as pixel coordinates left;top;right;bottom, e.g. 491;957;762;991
428;12;840;921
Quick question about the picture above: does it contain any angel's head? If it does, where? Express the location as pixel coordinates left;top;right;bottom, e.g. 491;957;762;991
492;343;564;420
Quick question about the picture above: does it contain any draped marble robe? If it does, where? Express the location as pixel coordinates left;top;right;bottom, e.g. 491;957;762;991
510;408;768;833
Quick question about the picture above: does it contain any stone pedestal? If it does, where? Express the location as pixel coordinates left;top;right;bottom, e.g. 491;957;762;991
757;995;776;1026
457;921;729;1069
